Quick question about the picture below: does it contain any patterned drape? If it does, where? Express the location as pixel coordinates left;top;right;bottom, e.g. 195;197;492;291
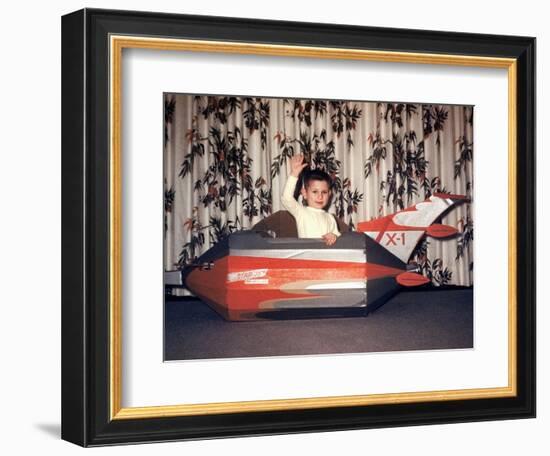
165;95;474;286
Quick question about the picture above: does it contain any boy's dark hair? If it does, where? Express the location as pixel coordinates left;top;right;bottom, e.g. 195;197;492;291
293;167;333;201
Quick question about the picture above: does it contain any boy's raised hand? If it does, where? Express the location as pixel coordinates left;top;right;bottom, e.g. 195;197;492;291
290;154;307;177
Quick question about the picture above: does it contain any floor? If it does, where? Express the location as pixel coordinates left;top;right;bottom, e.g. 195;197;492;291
164;288;473;360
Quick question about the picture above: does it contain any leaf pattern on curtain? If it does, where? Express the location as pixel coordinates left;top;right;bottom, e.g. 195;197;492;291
164;94;474;286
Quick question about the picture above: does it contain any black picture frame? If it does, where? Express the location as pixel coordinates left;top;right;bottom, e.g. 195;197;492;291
62;8;535;447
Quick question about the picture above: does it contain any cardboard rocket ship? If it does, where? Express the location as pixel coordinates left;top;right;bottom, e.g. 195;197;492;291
167;193;466;321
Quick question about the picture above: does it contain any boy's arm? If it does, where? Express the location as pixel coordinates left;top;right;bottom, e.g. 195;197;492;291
322;217;341;246
281;154;307;218
281;175;304;218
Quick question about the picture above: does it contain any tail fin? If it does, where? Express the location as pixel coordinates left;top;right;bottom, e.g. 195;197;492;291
357;193;467;263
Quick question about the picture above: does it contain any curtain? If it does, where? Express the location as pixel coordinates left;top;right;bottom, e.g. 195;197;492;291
165;95;474;286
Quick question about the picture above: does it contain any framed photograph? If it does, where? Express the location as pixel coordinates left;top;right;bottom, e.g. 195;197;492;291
62;8;535;446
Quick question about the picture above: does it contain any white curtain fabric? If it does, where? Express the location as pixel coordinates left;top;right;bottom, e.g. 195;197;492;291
165;95;474;286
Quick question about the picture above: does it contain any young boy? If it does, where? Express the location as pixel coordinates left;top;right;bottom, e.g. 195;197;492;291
281;154;340;246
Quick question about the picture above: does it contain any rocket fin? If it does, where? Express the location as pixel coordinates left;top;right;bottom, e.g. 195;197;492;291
357;194;466;263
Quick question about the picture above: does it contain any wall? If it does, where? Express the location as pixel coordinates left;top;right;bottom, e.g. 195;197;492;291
0;1;545;454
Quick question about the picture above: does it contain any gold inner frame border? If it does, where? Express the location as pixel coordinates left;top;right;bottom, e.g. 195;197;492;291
109;35;518;420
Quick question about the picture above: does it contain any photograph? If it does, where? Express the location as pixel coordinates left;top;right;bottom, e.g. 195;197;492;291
0;0;544;453
58;5;536;447
163;93;474;360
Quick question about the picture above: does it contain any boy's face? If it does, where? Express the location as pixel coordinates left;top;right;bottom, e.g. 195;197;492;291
301;179;331;210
